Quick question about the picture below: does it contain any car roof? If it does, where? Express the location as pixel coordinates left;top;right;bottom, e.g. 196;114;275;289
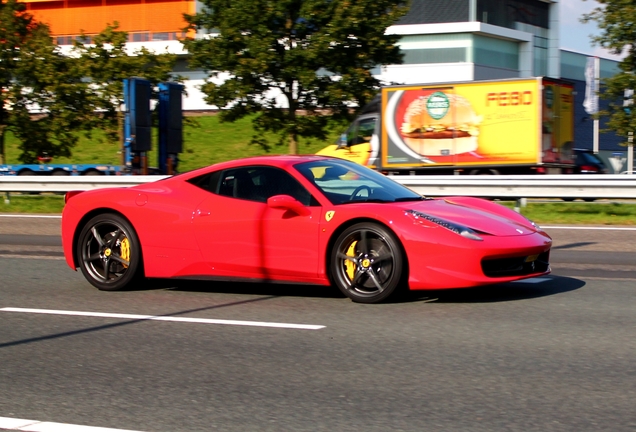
175;154;336;180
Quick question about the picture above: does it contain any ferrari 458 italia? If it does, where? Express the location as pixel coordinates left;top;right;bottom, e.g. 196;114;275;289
62;155;551;303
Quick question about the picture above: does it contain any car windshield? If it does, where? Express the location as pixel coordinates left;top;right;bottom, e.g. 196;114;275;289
294;159;424;205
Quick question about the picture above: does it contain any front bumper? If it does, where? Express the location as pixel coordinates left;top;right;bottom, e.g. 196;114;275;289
404;229;552;290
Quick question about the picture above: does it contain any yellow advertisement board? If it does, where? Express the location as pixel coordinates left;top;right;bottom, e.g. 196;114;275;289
381;78;549;168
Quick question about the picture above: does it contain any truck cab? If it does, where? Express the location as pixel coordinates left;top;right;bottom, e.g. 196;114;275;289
317;113;380;168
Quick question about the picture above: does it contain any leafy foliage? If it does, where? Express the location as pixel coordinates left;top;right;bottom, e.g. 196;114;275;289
71;23;181;147
582;0;636;143
0;10;181;163
0;0;91;163
183;0;408;153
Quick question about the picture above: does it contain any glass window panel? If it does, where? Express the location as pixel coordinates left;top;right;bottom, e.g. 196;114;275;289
401;47;468;64
473;35;519;70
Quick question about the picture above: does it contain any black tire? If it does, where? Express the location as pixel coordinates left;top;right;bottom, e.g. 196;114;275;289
77;213;143;291
330;222;404;303
83;170;103;176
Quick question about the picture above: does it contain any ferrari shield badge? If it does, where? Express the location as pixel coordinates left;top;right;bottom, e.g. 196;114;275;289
325;211;335;222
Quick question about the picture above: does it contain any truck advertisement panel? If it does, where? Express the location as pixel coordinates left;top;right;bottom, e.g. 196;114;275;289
381;78;573;169
541;80;575;165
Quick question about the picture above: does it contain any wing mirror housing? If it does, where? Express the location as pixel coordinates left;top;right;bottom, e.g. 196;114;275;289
267;195;311;216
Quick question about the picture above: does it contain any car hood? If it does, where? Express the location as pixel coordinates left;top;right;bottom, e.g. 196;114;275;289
403;199;537;237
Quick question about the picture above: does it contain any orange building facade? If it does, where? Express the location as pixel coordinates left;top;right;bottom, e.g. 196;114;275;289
20;0;196;44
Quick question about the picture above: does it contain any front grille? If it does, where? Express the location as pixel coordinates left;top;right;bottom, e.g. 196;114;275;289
481;251;550;277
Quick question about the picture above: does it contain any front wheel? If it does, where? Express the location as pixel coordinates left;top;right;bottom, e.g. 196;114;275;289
77;213;142;291
330;223;404;303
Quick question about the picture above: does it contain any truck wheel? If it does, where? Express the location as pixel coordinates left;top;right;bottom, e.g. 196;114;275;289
82;170;103;176
469;169;500;175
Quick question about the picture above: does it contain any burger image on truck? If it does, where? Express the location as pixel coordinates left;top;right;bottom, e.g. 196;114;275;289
317;77;575;175
399;92;481;156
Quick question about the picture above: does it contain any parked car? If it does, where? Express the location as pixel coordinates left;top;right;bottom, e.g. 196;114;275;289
573;149;608;174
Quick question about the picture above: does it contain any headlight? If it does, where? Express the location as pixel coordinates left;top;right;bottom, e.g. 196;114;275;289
406;209;483;241
526;218;540;230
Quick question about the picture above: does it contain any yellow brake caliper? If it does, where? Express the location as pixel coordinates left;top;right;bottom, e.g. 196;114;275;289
345;241;357;280
120;237;130;268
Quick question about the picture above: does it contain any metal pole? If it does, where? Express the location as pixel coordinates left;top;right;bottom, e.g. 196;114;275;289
593;57;600;153
629;132;634;174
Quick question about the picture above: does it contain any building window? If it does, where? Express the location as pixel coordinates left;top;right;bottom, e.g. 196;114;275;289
56;36;74;45
131;33;150;42
402;48;467;64
152;33;171;41
75;35;93;44
473;35;519;70
477;0;549;30
533;35;548;76
397;0;469;25
398;33;471;65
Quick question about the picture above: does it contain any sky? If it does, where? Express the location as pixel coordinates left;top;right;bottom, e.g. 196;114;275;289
559;0;623;60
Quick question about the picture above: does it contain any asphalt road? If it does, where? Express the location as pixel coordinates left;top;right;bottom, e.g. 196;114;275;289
0;216;635;432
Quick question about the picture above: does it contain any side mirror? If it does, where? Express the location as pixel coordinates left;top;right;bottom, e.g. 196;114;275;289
267;194;311;216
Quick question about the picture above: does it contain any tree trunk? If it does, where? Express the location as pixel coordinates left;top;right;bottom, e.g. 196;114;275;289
0;106;5;165
287;96;298;154
0;126;5;165
289;132;298;155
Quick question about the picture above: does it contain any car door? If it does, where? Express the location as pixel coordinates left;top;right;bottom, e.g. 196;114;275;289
191;166;321;280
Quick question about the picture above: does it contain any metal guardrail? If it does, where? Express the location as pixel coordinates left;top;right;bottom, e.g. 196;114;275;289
0;176;169;193
1;174;636;199
393;175;636;199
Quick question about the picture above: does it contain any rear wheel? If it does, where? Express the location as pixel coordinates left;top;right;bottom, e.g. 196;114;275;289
330;223;404;303
77;213;142;291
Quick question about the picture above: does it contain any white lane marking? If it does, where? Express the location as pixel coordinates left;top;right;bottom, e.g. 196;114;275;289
542;225;636;231
0;416;143;432
0;255;64;260
0;214;61;218
0;307;325;330
511;277;553;284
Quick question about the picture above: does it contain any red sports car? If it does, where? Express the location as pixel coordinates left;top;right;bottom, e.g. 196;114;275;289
62;155;551;303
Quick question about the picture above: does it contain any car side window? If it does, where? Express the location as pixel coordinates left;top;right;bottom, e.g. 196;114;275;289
187;170;222;193
251;167;317;205
189;166;318;206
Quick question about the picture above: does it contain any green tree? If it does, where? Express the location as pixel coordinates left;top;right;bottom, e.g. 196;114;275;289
582;0;636;143
183;0;408;154
0;0;91;164
72;24;181;153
